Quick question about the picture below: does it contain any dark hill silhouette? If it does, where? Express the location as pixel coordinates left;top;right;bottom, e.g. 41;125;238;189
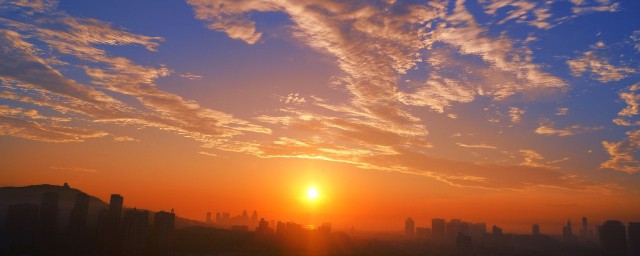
0;184;205;234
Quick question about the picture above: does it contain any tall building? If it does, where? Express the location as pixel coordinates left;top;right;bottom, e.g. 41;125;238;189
581;217;589;242
629;222;640;256
405;217;415;236
150;210;175;253
38;191;59;240
121;209;149;256
6;204;39;248
492;225;502;235
532;224;540;236
206;212;212;223
432;219;446;240
600;220;627;256
68;192;90;236
256;218;271;233
562;219;573;243
251;210;258;227
109;194;124;226
447;219;462;240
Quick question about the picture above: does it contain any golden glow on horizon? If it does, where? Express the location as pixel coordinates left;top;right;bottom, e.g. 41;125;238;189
306;186;319;201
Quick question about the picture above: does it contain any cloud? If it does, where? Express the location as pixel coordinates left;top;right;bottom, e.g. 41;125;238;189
113;136;138;142
567;50;635;83
0;116;108;142
179;73;202;80
535;122;602;136
0;3;269;146
50;166;98;173
456;143;497;149
601;130;640;174
198;151;218;157
556;107;569;116
508;107;525;124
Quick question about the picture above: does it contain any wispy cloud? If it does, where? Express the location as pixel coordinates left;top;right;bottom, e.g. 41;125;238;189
535;122;602;136
567;50;635;83
601;130;640;174
50;166;98;173
456;143;497;149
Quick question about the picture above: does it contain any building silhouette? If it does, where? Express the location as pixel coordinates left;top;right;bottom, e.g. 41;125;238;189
562;219;573;243
38;191;59;241
121;209;149;256
149;210;175;253
629;222;640;256
405;217;415;236
256;218;271;233
491;225;502;235
68;192;90;236
532;224;540;236
600;220;627;256
447;219;462;240
206;212;212;223
432;218;446;240
6;203;39;249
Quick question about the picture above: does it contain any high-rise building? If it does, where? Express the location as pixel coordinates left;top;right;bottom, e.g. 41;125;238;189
600;220;627;256
276;221;286;236
216;212;221;223
563;219;573;243
109;194;124;225
432;219;446;240
68;192;90;236
628;222;640;256
405;217;415;236
150;210;175;253
492;225;502;235
251;210;258;227
447;219;462;240
121;209;149;256
6;204;39;248
38;191;59;240
532;224;540;236
581;217;589;242
206;212;212;223
257;218;271;233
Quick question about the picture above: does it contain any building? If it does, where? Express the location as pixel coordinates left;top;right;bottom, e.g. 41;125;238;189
447;219;462;239
68;192;90;236
581;217;589;243
628;222;640;256
416;227;431;238
600;220;627;256
492;225;502;235
432;219;446;241
405;217;415;236
206;212;212;222
256;218;271;233
109;194;124;226
38;191;59;240
532;224;540;236
121;209;149;256
150;210;175;253
456;232;473;256
6;204;39;248
562;219;573;243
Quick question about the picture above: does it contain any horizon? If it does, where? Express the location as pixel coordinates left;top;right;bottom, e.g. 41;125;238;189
1;0;640;241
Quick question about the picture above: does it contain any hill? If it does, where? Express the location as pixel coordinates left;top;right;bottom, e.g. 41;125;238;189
0;184;206;234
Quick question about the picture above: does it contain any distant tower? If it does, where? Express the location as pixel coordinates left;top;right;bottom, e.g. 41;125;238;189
7;204;39;248
206;212;212;223
628;222;640;256
447;219;462;239
257;218;271;233
432;219;446;240
251;210;258;227
563;219;573;243
109;194;124;226
492;225;502;235
600;220;627;256
532;224;540;236
405;217;415;236
216;212;221;223
581;217;589;242
38;192;59;240
68;192;90;236
121;209;149;256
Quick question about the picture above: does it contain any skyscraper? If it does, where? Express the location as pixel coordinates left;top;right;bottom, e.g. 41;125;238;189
432;219;446;240
109;194;124;226
563;219;573;243
532;224;540;236
150;210;175;253
206;212;212;223
38;191;59;240
629;222;640;256
600;220;627;256
447;219;462;240
121;209;149;256
581;217;589;242
68;192;90;236
405;217;415;236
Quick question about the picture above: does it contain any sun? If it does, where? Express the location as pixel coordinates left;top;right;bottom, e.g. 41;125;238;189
306;187;319;200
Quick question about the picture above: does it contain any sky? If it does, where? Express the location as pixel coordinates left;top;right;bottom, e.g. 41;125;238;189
1;0;639;233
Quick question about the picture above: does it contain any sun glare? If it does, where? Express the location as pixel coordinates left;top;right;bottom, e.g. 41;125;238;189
306;187;319;200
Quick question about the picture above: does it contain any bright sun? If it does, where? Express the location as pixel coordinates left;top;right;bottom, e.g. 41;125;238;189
306;187;319;200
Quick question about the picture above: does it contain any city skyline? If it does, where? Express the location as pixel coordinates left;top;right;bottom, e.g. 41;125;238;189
1;0;640;233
